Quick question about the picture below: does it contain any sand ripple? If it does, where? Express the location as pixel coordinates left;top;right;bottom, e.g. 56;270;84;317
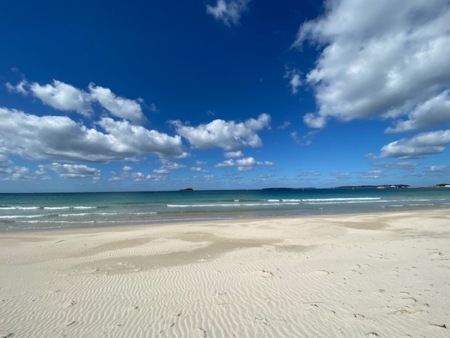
1;210;450;337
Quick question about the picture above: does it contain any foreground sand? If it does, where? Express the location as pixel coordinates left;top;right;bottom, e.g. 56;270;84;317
1;210;449;337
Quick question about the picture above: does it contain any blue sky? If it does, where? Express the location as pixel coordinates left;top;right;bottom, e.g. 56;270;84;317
1;0;449;192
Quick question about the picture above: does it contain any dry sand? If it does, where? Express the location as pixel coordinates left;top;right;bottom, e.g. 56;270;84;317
1;210;449;337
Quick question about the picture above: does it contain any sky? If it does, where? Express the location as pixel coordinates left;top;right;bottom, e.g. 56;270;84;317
0;0;449;192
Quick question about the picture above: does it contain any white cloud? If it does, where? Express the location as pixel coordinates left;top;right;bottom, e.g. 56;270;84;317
89;84;145;124
359;170;384;179
206;0;250;26
5;80;28;95
49;163;101;179
216;156;273;171
153;161;185;175
3;166;32;181
386;90;450;133
374;162;418;169
236;157;256;166
0;154;12;173
285;69;302;94
131;172;149;181
290;74;301;94
163;161;186;170
294;0;450;129
216;159;235;168
122;166;133;171
0;107;187;163
277;121;291;130
98;118;187;159
29;80;92;116
291;130;319;146
7;79;146;123
426;165;450;176
0;161;50;181
297;170;321;177
225;150;244;158
153;168;169;174
172;113;270;150
149;103;159;113
379;129;450;158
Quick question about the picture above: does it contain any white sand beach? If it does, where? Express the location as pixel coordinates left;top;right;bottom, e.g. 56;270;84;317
1;210;449;337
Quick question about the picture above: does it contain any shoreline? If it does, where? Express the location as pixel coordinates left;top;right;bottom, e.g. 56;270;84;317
3;206;450;235
1;209;449;337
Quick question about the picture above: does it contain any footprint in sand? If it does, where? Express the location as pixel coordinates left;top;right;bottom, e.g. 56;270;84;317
63;300;77;309
259;269;280;278
386;294;429;315
429;251;444;258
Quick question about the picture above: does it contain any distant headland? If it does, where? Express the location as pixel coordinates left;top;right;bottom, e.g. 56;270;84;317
262;184;449;191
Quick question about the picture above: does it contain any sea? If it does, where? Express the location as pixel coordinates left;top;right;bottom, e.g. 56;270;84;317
1;188;450;232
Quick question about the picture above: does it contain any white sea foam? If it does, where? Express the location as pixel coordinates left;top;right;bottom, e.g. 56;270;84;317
302;197;381;202
0;206;40;210
305;200;387;205
60;213;91;217
0;214;46;219
167;201;300;208
134;212;158;215
43;206;71;210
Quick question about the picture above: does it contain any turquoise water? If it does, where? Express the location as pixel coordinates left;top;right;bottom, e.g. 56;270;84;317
1;188;450;231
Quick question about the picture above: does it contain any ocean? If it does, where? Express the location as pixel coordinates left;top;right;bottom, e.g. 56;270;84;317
1;188;449;231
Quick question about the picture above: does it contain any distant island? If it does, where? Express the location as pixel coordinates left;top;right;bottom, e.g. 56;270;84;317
263;185;411;191
335;185;411;189
179;188;194;191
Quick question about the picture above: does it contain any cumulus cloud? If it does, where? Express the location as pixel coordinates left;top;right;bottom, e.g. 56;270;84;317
206;0;250;26
29;80;92;116
98;118;187;159
0;107;187;163
0;154;12;173
386;90;450;133
379;129;450;158
89;84;144;124
216;156;273;171
5;80;28;95
216;159;235;168
153;161;185;175
6;79;145;123
425;165;450;176
225;151;244;158
295;0;450;129
49;163;101;179
3;166;33;181
284;69;302;94
172;113;270;150
0;160;49;181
